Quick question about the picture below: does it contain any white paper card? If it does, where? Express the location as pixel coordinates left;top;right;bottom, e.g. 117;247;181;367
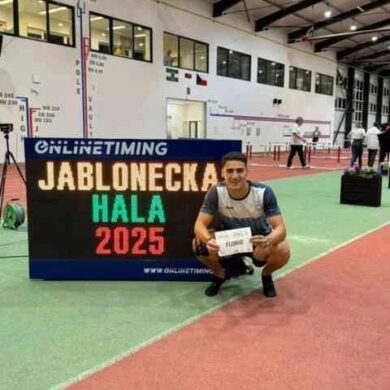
215;227;252;257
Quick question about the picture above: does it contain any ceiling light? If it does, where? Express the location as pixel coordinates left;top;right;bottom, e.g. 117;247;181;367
350;25;357;31
372;36;378;42
0;0;13;4
58;22;63;27
90;16;103;22
324;10;332;18
113;25;126;30
39;6;67;15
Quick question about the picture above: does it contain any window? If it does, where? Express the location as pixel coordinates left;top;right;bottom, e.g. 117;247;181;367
134;24;151;61
315;73;334;96
48;2;74;46
17;0;74;46
289;66;311;92
179;37;193;69
217;47;251;81
90;13;152;62
257;57;284;87
19;0;46;40
353;77;364;122
195;41;207;72
0;0;15;34
335;97;347;110
113;20;132;57
163;32;208;72
90;14;109;53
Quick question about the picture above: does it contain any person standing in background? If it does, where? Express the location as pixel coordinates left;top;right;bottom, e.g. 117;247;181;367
366;122;381;167
287;117;309;169
164;49;176;66
312;126;321;150
378;123;390;173
349;122;366;168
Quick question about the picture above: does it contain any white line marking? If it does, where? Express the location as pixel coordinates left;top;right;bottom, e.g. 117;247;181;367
51;221;390;390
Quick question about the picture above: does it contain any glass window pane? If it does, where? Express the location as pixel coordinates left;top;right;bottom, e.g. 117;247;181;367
274;64;284;87
257;58;266;83
303;70;311;91
164;33;178;66
48;3;73;46
113;19;132;58
90;14;110;53
240;54;251;81
0;0;14;34
217;47;228;76
133;25;151;61
289;67;296;89
19;0;46;41
179;37;194;69
315;73;321;93
229;51;240;78
194;42;207;72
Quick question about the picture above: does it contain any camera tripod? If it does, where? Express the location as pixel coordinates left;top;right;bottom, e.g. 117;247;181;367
0;131;26;222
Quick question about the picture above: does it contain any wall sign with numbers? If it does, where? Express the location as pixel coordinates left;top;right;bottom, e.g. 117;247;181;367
25;138;241;280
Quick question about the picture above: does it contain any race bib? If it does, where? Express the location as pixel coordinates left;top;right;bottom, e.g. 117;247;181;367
215;227;252;257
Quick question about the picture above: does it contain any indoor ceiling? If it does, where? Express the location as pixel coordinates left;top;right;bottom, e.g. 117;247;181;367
210;0;390;76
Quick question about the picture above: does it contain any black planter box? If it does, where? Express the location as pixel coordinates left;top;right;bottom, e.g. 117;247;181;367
340;174;382;207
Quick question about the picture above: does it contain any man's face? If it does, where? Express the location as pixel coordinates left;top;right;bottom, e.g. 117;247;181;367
222;160;248;191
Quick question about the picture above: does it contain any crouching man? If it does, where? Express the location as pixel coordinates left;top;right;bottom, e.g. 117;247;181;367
193;151;290;297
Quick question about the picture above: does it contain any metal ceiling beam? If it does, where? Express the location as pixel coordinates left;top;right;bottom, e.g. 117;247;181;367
365;63;389;72
307;26;390;41
213;0;242;17
337;34;390;59
315;18;390;52
346;49;390;63
255;0;323;32
288;0;390;43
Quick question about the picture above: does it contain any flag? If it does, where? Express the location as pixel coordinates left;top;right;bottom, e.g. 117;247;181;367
196;74;207;86
166;68;179;82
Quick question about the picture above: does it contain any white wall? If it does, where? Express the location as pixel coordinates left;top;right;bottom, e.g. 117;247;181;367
0;0;388;161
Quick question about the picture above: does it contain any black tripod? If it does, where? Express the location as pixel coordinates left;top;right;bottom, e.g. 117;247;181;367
0;129;26;222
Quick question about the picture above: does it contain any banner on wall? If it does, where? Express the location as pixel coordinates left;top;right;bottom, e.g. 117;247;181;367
25;138;241;280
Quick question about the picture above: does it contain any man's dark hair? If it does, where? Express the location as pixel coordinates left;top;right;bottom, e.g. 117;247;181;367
222;151;247;167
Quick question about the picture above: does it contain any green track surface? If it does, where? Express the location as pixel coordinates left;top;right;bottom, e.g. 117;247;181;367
0;171;389;390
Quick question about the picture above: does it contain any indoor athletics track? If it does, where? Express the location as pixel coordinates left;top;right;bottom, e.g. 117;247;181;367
1;153;389;390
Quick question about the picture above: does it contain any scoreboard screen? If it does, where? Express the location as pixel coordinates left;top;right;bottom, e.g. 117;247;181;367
25;138;241;280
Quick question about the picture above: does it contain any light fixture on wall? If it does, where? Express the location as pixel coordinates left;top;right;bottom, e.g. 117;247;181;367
324;3;332;18
273;98;282;105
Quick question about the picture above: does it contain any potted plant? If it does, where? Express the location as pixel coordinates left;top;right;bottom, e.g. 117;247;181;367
340;165;382;207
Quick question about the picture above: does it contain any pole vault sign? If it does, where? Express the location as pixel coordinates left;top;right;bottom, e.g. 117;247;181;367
25;138;241;280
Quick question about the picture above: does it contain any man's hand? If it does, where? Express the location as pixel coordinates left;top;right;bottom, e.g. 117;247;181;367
251;235;270;248
206;238;219;254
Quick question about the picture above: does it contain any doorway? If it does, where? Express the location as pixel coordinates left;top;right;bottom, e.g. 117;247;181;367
166;99;206;139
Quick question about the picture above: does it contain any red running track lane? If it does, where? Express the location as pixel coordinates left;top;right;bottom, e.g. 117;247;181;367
68;224;390;390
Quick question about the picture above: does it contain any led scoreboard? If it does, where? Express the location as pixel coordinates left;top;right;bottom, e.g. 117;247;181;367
25;138;241;280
